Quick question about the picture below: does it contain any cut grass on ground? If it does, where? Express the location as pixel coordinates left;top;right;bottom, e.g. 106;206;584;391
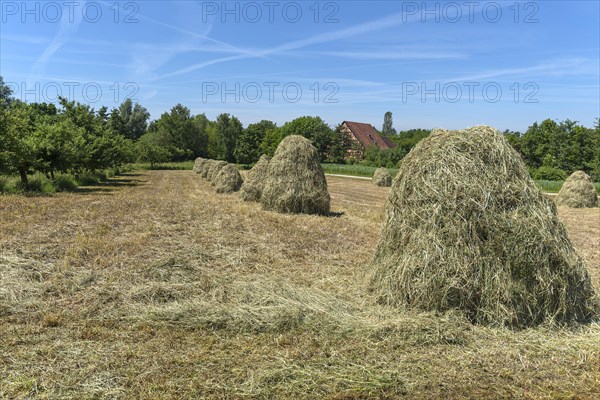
130;161;600;194
1;171;599;398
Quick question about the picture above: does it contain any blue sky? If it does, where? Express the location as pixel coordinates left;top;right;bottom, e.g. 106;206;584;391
1;0;598;131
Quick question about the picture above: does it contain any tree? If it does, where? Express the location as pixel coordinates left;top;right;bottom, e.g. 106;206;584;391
58;97;133;171
206;120;225;160
0;101;36;187
0;76;14;107
234;120;277;164
109;99;150;140
279;116;339;161
382;111;397;136
34;118;84;179
151;104;206;160
519;119;599;177
330;123;353;163
259;128;282;157
215;113;243;163
136;132;171;168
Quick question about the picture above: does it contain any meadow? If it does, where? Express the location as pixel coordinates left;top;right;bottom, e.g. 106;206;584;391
2;162;600;195
1;170;599;398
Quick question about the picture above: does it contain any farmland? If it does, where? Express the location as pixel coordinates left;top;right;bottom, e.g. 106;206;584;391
1;171;599;399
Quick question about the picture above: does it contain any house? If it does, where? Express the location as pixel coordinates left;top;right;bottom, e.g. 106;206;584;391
339;121;396;159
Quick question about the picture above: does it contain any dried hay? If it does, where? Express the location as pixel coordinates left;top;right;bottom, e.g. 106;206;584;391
192;157;205;174
207;161;228;183
260;135;330;215
214;164;244;194
370;125;598;328
373;167;392;187
200;159;215;178
240;155;270;202
555;170;598;208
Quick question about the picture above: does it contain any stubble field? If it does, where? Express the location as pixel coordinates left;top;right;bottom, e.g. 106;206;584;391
1;170;599;399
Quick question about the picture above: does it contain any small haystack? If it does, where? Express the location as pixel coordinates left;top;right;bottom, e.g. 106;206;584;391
240;155;270;202
193;157;205;174
200;160;215;179
370;125;598;328
261;135;330;215
556;171;598;208
214;164;244;194
207;161;228;183
373;167;392;187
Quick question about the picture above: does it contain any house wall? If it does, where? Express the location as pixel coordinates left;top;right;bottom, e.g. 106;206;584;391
340;123;365;160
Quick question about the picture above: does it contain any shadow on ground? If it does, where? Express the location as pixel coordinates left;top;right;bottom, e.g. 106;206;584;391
71;175;147;195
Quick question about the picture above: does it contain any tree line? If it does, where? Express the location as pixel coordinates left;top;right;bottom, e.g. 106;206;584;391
1;76;599;191
367;111;600;181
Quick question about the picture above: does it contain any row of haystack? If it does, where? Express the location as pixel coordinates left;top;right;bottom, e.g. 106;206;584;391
194;135;331;215
194;159;243;194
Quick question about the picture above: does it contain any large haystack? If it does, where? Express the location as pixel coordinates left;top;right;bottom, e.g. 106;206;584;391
555;171;598;208
261;135;330;215
370;125;598;328
240;155;270;202
373;167;392;187
207;161;228;183
214;164;244;194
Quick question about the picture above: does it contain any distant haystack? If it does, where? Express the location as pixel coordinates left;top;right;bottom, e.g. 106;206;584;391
214;164;244;194
201;160;215;179
556;171;598;208
193;158;206;174
370;125;598;328
208;161;228;183
261;135;330;215
373;167;392;187
240;155;270;202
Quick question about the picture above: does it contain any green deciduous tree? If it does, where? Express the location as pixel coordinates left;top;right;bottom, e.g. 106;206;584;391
279;116;343;161
234;120;277;164
150;104;207;160
216;113;243;163
259;127;282;157
0;101;36;187
136;132;171;167
109;99;150;140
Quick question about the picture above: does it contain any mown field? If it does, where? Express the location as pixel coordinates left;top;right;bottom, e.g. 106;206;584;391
1;170;599;399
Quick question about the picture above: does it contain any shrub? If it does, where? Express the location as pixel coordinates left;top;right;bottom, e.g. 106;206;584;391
532;166;567;181
54;174;79;192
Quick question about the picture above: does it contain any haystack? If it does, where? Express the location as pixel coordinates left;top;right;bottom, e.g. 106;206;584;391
201;160;215;179
373;167;392;187
193;157;205;174
261;135;330;215
240;155;270;202
214;164;244;194
207;161;228;183
370;125;598;328
555;171;598;208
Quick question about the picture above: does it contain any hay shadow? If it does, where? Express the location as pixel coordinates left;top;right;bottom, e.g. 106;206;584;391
327;211;345;218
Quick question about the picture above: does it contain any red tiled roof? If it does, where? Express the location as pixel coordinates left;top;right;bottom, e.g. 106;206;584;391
343;121;396;149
